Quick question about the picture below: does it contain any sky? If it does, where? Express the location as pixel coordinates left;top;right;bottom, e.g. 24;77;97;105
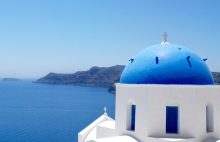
0;0;220;79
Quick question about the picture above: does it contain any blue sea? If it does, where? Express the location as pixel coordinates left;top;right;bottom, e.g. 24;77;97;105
0;80;115;142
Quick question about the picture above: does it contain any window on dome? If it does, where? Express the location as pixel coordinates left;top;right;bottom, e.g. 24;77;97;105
126;99;136;131
166;106;178;134
206;102;214;133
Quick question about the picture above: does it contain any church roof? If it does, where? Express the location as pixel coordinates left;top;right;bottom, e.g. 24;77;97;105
120;43;214;85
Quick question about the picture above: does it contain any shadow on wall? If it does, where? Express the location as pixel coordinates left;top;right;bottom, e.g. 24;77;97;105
206;102;214;133
202;137;219;142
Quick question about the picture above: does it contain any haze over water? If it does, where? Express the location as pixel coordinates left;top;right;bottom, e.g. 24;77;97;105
0;80;115;142
1;1;220;79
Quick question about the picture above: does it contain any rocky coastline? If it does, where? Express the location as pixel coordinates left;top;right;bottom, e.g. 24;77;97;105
34;65;125;88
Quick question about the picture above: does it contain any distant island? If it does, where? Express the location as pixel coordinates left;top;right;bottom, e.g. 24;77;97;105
34;65;124;88
34;65;220;93
3;78;21;81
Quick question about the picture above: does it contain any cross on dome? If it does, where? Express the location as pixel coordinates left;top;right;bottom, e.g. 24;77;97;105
161;32;170;44
163;32;168;42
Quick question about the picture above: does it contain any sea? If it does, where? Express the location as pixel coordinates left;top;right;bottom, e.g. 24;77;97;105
0;80;115;142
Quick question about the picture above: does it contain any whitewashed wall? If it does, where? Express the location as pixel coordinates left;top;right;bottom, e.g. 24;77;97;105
114;84;220;142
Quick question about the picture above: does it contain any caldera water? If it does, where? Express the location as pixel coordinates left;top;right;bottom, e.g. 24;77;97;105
0;80;115;142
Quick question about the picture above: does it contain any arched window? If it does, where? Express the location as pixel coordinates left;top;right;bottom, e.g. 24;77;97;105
126;99;136;131
166;101;178;134
206;102;214;132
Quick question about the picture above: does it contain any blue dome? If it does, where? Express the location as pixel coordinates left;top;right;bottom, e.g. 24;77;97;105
120;44;214;85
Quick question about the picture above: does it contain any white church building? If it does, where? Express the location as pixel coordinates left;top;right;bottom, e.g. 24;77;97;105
78;33;220;142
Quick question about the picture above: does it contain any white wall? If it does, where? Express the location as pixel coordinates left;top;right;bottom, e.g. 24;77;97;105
78;115;113;142
115;84;220;142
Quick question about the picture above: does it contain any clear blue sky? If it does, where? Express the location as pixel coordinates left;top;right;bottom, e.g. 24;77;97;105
0;0;220;78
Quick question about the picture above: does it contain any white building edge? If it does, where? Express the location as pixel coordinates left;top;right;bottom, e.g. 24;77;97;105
78;34;220;142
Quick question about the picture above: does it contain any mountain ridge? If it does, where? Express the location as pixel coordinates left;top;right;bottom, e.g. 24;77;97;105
34;65;125;87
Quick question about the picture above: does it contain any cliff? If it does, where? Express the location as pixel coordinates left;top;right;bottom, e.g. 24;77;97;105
34;65;125;87
212;72;220;85
108;75;121;93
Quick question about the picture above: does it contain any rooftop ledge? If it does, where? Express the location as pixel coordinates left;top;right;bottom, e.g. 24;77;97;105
116;83;220;87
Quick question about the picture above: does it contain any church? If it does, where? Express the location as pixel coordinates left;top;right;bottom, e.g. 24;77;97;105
78;33;220;142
